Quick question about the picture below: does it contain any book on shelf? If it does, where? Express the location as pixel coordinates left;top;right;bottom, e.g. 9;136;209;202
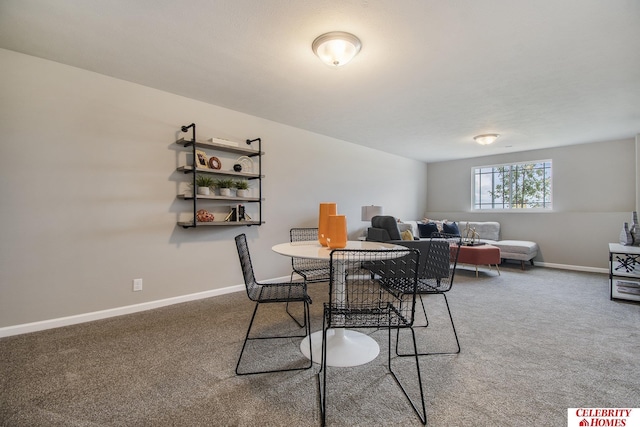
207;137;239;148
224;207;237;222
224;204;251;222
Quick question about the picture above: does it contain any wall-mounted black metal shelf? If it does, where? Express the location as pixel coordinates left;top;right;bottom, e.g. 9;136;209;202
176;123;264;229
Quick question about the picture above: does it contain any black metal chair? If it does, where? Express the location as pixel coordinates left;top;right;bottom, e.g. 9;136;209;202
384;232;462;356
286;228;331;327
234;233;313;375
289;227;331;283
317;248;426;426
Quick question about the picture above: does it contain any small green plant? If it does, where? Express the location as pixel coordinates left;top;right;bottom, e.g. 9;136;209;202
195;174;215;189
214;178;234;189
233;179;250;190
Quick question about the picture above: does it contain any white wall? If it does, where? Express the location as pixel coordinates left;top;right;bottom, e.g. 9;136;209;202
0;49;427;329
426;139;637;269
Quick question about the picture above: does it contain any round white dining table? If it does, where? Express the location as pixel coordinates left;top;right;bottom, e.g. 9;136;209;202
272;240;405;367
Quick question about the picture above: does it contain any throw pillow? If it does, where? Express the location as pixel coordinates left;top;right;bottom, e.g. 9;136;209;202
401;230;414;241
417;222;439;238
442;221;460;236
397;222;413;232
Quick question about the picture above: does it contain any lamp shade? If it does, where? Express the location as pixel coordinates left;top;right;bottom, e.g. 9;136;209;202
361;205;383;221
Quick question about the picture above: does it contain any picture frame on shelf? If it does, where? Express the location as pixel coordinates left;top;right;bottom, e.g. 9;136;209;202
208;156;221;170
195;150;208;169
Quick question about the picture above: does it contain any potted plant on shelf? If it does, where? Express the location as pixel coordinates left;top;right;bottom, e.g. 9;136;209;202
215;178;235;197
234;179;250;198
195;174;215;196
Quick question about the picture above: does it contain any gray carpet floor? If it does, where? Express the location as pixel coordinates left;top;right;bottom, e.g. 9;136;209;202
1;264;639;426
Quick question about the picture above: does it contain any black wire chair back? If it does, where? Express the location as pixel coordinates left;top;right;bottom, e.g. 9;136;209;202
289;227;331;283
417;232;461;292
389;232;463;356
326;249;419;329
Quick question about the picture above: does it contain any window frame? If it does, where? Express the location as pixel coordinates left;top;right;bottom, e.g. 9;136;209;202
471;159;553;212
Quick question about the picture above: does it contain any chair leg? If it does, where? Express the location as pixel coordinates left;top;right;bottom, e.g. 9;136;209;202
236;301;312;375
396;293;460;356
235;302;259;375
317;311;329;426
388;326;427;425
285;301;306;328
286;280;308;328
395;294;429;355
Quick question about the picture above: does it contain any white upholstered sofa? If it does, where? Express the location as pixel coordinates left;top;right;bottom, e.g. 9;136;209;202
401;220;539;269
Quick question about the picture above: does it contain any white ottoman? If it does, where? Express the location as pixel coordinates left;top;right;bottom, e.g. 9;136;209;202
492;240;539;270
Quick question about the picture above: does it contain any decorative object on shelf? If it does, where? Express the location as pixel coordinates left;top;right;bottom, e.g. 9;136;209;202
215;178;235;197
195;174;215;196
318;202;337;246
208;136;239;148
208;156;221;170
326;215;348;249
631;211;639;245
196;209;215;222
234;179;250;198
620;222;633;246
234;156;254;173
195;150;209;168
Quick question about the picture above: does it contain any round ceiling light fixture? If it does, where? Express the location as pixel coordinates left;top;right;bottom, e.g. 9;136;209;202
474;134;500;145
312;31;362;67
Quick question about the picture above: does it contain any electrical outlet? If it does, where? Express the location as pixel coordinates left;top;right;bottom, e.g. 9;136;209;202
133;278;143;292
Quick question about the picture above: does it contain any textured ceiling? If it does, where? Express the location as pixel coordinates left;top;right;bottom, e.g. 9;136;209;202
1;0;639;162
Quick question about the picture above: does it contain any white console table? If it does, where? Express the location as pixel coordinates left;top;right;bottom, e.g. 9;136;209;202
609;243;640;302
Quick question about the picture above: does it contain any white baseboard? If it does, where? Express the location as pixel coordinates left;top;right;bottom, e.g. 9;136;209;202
0;266;606;339
537;262;608;274
0;284;245;338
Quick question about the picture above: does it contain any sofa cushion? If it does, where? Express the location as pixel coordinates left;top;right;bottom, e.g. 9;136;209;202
492;240;538;259
400;221;420;237
398;223;413;233
458;221;500;241
442;222;460;236
417;222;439;238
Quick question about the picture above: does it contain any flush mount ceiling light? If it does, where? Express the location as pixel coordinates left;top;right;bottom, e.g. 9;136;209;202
474;134;500;145
312;31;362;67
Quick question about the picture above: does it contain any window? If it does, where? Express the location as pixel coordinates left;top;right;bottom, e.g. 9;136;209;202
472;160;552;210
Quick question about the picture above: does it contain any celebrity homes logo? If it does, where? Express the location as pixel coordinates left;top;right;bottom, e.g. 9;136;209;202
568;408;639;426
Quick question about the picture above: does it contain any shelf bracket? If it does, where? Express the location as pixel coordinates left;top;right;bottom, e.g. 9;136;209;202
246;138;262;225
181;123;197;228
